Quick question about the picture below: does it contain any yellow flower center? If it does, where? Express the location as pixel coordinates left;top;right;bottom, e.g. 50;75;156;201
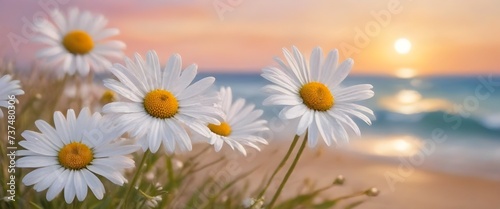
143;89;179;119
208;122;232;137
62;30;94;55
299;82;334;111
100;90;116;105
58;142;93;170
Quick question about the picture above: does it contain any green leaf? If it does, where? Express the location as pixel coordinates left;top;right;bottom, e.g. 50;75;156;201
312;200;338;209
29;201;44;209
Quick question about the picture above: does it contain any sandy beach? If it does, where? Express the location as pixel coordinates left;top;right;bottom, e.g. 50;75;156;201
197;141;500;209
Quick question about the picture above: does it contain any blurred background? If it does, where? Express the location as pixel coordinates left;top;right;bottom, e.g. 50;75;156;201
2;0;500;75
1;0;499;208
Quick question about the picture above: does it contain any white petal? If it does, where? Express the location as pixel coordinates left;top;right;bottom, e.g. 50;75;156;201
337;112;361;136
172;64;197;94
263;95;301;106
272;58;303;87
94;144;139;157
50;9;66;31
22;165;60;186
334;84;373;97
310;47;323;81
307;122;319;147
67;7;80;30
46;169;69;201
66;109;78;139
279;104;307;119
17;156;58;168
335;90;374;102
282;47;306;84
61;53;73;73
162;120;176;153
103;79;143;102
329;58;353;88
102;102;144;113
232;109;264;127
64;171;76;203
337;103;374;118
220;86;232;112
82;169;104;200
32;35;57;45
146;50;162;88
18;140;56;156
326;119;339;144
74;171;88;201
178;77;215;100
320;49;338;84
92;156;135;169
147;120;162;153
33;167;64;192
296;111;314;135
261;84;296;96
227;98;245;119
334;108;372;125
316;113;333;146
87;165;124;185
93;41;125;58
88;14;108;35
167;119;192;152
35;21;60;40
78;56;91;76
162;53;182;90
213;137;224;152
261;69;300;91
292;46;310;83
184;119;211;137
109;63;147;94
34;120;64;148
78;10;93;31
93;28;120;41
36;47;64;58
54;111;71;144
233;141;248;156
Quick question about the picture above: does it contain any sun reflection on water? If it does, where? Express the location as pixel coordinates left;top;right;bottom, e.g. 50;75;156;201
349;136;423;157
395;68;417;79
379;89;453;114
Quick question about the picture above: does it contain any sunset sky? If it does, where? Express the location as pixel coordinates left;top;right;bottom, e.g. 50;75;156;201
1;0;499;76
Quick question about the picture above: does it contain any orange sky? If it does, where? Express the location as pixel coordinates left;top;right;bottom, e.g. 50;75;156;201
1;0;499;76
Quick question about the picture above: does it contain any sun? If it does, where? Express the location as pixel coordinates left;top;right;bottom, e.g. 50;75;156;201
394;38;412;54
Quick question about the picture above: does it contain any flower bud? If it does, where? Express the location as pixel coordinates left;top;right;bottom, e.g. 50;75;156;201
365;187;380;197
333;175;345;185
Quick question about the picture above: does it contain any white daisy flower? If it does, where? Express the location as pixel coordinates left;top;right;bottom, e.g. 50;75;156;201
33;8;125;76
145;195;162;209
17;108;139;203
242;197;265;209
102;50;223;153
262;46;374;147
0;75;24;117
202;87;268;156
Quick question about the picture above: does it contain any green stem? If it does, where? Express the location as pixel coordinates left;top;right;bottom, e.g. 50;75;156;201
166;155;175;186
332;191;366;201
267;132;308;209
257;135;300;199
164;155;176;206
189;157;225;173
48;75;68;117
123;150;150;208
72;200;79;209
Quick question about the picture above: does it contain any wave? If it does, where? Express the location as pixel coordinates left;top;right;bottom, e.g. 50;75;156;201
480;114;500;129
369;110;500;139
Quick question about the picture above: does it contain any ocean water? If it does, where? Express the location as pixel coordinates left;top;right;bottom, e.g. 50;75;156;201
199;73;500;181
